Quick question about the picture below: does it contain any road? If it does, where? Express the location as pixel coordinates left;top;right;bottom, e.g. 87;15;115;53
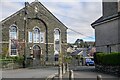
1;66;120;80
63;66;120;80
2;67;58;79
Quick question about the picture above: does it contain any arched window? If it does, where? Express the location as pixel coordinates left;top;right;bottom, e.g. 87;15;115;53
33;27;40;43
54;29;61;55
9;25;18;56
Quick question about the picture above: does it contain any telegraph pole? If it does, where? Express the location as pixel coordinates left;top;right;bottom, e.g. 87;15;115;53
23;2;27;68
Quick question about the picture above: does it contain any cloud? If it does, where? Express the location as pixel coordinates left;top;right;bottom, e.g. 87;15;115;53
43;2;102;43
0;0;102;43
0;2;24;21
1;0;34;2
40;0;102;2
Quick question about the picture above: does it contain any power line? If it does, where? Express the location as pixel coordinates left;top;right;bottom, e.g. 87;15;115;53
26;2;88;25
54;12;89;23
68;28;94;39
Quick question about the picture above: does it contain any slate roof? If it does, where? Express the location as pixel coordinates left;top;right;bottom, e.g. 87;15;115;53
91;12;120;28
71;49;82;56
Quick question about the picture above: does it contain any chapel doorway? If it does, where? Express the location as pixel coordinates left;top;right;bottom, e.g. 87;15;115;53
33;45;41;66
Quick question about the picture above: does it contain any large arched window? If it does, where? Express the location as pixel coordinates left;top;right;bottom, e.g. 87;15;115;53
33;27;40;43
9;25;18;56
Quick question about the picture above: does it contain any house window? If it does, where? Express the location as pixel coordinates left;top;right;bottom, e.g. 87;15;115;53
33;27;40;43
9;25;18;56
28;32;32;43
40;32;44;43
107;45;111;53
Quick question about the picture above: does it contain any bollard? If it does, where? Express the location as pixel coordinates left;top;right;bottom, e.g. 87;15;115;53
69;70;74;80
62;63;65;74
97;75;102;80
62;64;63;74
65;63;69;72
58;65;62;79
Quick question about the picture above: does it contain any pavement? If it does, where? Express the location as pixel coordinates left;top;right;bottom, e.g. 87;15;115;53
2;66;58;79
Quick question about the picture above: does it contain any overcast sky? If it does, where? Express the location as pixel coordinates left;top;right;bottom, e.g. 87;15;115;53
0;0;102;43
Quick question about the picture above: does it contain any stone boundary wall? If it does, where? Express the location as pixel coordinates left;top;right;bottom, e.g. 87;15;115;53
95;64;120;77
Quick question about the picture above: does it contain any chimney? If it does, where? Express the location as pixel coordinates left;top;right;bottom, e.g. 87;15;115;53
118;0;120;12
102;0;119;17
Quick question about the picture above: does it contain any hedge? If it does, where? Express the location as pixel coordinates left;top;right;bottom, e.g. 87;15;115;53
94;52;120;66
0;56;24;65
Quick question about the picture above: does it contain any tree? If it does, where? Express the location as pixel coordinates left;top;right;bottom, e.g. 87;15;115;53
74;39;88;48
84;42;89;48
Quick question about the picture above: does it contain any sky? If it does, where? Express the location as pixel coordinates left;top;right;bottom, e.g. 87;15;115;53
0;0;102;43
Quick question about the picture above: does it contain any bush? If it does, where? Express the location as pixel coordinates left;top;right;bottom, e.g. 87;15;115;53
1;56;24;65
95;52;120;66
64;56;72;64
0;56;24;68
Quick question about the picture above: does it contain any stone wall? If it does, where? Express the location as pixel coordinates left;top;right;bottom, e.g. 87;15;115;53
95;64;120;76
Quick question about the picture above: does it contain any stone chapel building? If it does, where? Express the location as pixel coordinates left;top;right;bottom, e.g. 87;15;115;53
1;0;67;66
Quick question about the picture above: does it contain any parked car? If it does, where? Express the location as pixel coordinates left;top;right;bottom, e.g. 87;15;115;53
85;57;94;66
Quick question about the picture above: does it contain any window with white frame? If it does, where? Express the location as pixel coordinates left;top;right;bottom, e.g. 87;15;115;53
28;27;45;43
9;25;18;56
28;32;32;43
33;27;40;43
54;29;61;61
54;29;61;54
40;32;44;43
